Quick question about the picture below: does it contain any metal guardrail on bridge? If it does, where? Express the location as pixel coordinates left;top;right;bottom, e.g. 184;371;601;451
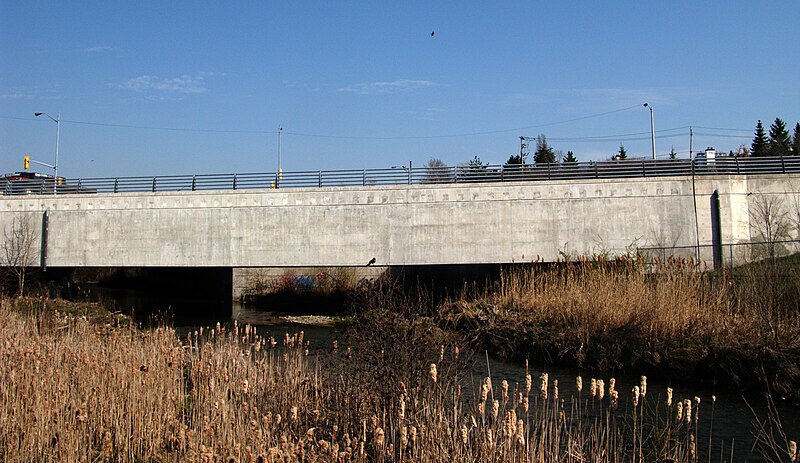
3;156;800;196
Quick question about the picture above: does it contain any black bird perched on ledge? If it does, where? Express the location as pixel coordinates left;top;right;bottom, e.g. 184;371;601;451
366;257;376;266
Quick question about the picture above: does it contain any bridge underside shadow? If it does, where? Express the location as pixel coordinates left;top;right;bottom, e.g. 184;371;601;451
68;267;233;322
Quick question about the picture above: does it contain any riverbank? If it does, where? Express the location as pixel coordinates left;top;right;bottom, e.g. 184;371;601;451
423;256;800;402
3;296;795;463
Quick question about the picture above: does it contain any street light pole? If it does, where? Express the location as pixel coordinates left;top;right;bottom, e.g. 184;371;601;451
35;111;60;194
643;103;655;160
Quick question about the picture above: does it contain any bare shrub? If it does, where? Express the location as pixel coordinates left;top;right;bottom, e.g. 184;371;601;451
1;214;38;296
749;193;792;260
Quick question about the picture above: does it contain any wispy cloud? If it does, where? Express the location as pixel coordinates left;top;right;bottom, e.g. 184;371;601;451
80;45;114;54
116;73;212;94
338;79;438;95
0;92;33;100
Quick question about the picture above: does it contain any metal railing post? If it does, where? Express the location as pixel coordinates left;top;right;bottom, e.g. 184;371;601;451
152;177;157;192
320;171;323;188
642;159;646;177
735;157;740;175
192;176;196;191
233;174;237;190
114;179;119;193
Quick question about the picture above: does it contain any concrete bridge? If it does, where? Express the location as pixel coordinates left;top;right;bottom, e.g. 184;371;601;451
2;171;799;298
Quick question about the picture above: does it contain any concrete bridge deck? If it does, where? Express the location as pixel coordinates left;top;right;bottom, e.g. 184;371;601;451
2;173;798;271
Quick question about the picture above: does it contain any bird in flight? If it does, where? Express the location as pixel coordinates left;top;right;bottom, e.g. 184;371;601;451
366;257;376;267
431;31;435;37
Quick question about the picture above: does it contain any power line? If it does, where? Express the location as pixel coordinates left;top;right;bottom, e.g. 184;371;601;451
1;104;645;140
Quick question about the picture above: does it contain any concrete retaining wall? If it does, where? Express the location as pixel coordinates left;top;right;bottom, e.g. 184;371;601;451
2;174;799;270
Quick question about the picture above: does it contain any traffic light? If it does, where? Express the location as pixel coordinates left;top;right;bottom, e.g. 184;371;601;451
23;155;30;170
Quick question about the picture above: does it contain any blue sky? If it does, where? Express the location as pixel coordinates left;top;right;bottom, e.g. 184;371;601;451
1;1;799;178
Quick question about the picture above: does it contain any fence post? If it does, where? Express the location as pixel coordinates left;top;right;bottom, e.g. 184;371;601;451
735;157;740;175
781;156;786;174
642;159;646;177
594;162;599;179
192;176;196;191
233;174;237;190
114;179;119;193
152;177;157;192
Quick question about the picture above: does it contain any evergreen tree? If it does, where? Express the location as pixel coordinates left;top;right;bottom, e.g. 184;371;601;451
669;146;677;160
768;117;791;155
533;134;555;164
791;122;800;155
562;151;578;163
505;154;523;166
751;120;769;157
616;144;628;160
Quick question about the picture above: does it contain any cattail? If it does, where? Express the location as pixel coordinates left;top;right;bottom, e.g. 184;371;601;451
540;373;548;400
429;363;438;384
525;374;532;394
440;345;445;362
409;425;417;447
640;376;647;398
676;402;683;422
398;395;406;421
684;399;692;424
478;402;486;418
590;378;597;398
400;426;408;447
492;400;500;421
553;379;559;400
611;390;619;409
597;379;605;401
485;429;494;450
608;378;616;396
788;441;796;462
576;376;583;393
461;424;468;445
502;380;509;403
632;386;640;407
480;381;490;403
374;427;385;447
290;406;298;422
712;395;716;403
516;419;525;447
694;396;701;423
666;387;673;407
523;396;529;413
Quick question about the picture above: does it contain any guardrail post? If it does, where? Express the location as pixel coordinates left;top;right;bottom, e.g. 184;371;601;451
735;157;740;175
547;163;551;180
233;174;237;190
408;161;412;185
594;162;599;179
642;159;646;177
781;156;786;174
152;177;157;192
114;179;119;193
191;176;196;191
320;171;323;188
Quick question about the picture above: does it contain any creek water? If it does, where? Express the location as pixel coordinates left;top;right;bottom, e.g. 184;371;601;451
90;288;799;462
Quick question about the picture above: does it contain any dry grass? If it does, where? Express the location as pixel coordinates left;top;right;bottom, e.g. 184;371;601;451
1;296;795;463
439;257;800;397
